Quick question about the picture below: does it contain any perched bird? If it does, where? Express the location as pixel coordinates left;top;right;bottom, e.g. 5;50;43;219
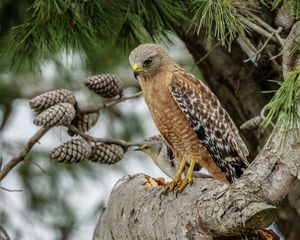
129;44;249;192
135;136;202;179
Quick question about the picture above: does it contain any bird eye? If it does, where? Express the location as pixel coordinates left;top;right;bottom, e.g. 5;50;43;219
143;57;153;67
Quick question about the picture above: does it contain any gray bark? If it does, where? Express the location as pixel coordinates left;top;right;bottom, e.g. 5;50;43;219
93;130;299;240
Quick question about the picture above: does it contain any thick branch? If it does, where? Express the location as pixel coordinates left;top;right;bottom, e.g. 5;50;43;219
0;126;51;181
93;130;299;240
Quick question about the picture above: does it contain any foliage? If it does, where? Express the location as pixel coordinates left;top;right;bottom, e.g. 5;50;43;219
3;0;185;73
190;0;252;47
1;0;300;239
2;0;260;73
261;68;300;145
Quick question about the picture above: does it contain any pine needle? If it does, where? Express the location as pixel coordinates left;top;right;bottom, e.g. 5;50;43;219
189;0;253;47
261;68;300;147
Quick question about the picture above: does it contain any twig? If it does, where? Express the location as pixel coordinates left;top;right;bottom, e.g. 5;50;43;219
78;92;143;114
265;48;282;73
239;18;279;44
0;186;23;192
247;12;285;46
0;126;51;181
0;224;10;240
269;51;283;60
67;125;144;148
237;36;258;64
32;162;47;174
193;42;221;65
244;32;275;63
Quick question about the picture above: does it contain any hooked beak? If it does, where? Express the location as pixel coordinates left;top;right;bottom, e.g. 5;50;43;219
132;63;141;80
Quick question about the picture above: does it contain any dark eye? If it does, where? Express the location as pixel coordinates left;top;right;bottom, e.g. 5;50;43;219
143;57;153;67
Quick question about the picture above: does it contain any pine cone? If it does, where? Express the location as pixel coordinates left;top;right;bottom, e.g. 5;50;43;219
29;89;76;112
33;103;76;127
49;139;92;163
84;74;123;98
68;112;99;136
89;142;125;164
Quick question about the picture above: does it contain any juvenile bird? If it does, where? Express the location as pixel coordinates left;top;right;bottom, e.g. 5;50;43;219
129;44;249;192
135;136;202;179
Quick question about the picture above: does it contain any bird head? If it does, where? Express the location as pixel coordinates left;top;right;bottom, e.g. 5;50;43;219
129;44;171;80
134;141;163;163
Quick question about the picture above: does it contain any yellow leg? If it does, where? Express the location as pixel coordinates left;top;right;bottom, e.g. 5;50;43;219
167;159;186;191
178;159;195;193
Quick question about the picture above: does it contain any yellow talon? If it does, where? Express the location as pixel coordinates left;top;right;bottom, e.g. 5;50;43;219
178;159;195;192
166;159;186;191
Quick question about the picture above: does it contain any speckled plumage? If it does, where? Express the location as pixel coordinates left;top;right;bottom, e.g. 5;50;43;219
129;44;249;183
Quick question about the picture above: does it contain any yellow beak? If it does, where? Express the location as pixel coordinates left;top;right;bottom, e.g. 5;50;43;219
132;63;141;71
132;64;142;79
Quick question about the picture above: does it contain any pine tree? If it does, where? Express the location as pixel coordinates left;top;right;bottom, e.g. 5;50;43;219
1;1;300;239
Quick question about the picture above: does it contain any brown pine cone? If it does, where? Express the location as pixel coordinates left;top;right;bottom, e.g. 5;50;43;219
33;103;76;127
68;112;99;136
83;74;123;98
49;139;92;164
29;89;76;112
89;142;125;164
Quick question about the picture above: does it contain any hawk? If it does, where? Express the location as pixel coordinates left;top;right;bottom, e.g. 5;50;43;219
129;44;249;192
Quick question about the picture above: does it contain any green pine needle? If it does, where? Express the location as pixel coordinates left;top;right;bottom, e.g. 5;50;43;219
261;68;300;146
190;0;252;47
115;0;185;49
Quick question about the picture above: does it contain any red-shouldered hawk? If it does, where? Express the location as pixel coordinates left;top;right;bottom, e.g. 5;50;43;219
129;44;249;192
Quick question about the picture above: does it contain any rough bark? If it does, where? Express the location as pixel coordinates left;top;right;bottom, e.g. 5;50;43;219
93;129;299;240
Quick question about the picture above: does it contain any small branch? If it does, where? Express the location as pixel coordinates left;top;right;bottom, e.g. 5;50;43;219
243;32;275;63
247;12;285;46
239;18;279;45
32;162;47;174
193;42;221;65
0;186;23;192
0;126;51;181
237;36;258;64
269;51;283;60
67;125;144;148
78;92;143;114
265;48;282;73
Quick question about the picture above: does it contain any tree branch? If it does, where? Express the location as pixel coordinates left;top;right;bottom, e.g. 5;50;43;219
77;92;142;114
93;129;299;239
67;125;144;148
0;126;51;181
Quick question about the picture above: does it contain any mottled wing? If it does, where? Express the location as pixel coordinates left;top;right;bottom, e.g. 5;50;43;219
168;71;249;182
